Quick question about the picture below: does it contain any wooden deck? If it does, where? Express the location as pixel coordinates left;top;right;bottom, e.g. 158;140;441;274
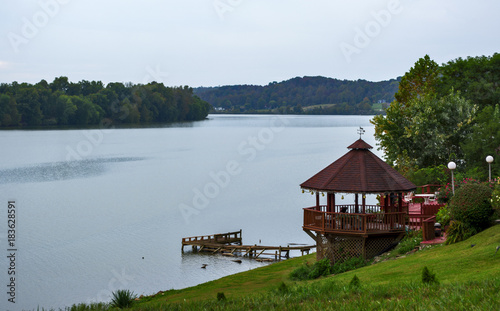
303;206;406;235
182;230;315;261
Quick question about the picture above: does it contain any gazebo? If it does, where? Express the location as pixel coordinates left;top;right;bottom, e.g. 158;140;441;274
300;137;416;262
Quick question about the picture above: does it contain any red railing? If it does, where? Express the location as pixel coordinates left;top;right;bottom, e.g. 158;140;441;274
307;204;381;214
407;203;445;230
303;206;406;234
416;184;442;194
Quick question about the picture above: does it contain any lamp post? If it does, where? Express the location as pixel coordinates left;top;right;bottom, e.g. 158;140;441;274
448;161;456;194
486;155;494;182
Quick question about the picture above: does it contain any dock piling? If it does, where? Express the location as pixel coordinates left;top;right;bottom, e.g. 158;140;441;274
182;230;314;261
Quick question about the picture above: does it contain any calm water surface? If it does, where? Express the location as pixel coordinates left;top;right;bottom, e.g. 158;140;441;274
0;114;381;310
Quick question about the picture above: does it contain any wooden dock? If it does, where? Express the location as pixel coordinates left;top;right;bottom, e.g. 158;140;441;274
182;230;315;261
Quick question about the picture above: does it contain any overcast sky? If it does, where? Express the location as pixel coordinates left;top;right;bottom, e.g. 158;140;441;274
1;0;499;87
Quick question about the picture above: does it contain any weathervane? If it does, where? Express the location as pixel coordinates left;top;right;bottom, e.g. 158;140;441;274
357;127;365;139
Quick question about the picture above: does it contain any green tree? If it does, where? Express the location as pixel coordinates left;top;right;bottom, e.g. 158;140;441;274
16;87;43;125
438;54;500;110
394;55;439;105
402;92;476;167
0;94;13;126
372;56;471;170
72;96;102;125
371;100;411;168
461;104;500;179
50;76;70;94
55;95;77;125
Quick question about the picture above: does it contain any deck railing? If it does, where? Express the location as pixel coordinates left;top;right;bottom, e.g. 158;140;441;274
303;206;406;234
182;230;242;244
407;202;445;230
306;204;381;214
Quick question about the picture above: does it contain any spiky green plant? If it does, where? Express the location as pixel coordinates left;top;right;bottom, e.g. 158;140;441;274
349;275;361;288
110;289;136;309
422;266;439;285
217;292;226;301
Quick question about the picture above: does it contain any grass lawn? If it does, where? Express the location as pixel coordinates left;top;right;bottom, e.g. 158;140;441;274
51;225;500;310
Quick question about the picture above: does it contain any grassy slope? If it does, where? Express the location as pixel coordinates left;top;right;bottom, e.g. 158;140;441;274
153;253;312;303
133;225;500;309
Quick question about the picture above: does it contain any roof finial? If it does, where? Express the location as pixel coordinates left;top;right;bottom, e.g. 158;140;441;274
357;127;365;139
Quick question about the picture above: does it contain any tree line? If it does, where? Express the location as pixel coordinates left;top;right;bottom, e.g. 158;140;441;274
372;53;500;182
194;76;400;115
0;77;211;127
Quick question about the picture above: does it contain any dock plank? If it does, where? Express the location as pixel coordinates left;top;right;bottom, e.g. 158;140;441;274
182;230;314;261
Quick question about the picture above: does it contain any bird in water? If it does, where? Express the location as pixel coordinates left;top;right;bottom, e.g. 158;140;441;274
201;264;208;269
232;259;242;264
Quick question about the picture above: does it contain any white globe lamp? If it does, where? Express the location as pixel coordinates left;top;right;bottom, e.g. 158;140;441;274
448;161;456;194
486;156;494;182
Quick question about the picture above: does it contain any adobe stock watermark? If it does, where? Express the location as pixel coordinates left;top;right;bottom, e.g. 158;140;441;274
8;0;72;53
179;115;290;224
85;267;135;305
213;0;244;20
340;0;403;63
65;65;169;162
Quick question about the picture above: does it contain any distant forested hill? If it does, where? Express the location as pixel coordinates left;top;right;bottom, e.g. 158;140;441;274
0;77;211;127
194;76;400;115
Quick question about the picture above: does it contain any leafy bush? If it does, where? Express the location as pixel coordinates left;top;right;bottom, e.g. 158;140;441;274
445;220;478;245
216;292;226;301
437;177;482;203
308;257;332;279
349;275;361;288
449;183;493;230
330;256;367;274
110;289;136;309
390;230;422;256
406;165;449;189
422;266;439;285
289;262;313;281
290;258;331;280
290;256;367;281
436;205;451;227
492;180;500;213
276;281;289;294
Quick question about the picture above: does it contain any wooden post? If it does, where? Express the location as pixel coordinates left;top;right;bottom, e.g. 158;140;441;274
327;193;334;213
362;194;366;214
355;193;359;213
316;192;320;208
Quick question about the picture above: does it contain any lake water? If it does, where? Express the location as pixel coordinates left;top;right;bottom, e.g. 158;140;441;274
0;114;381;310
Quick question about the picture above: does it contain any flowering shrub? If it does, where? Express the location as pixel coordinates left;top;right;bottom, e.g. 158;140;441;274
436;177;497;204
437;178;481;203
491;178;500;213
449;183;493;230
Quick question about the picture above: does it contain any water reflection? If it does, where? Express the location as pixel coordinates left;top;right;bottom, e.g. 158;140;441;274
0;157;144;184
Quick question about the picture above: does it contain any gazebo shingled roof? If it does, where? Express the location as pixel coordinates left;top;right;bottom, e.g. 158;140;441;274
300;139;416;193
